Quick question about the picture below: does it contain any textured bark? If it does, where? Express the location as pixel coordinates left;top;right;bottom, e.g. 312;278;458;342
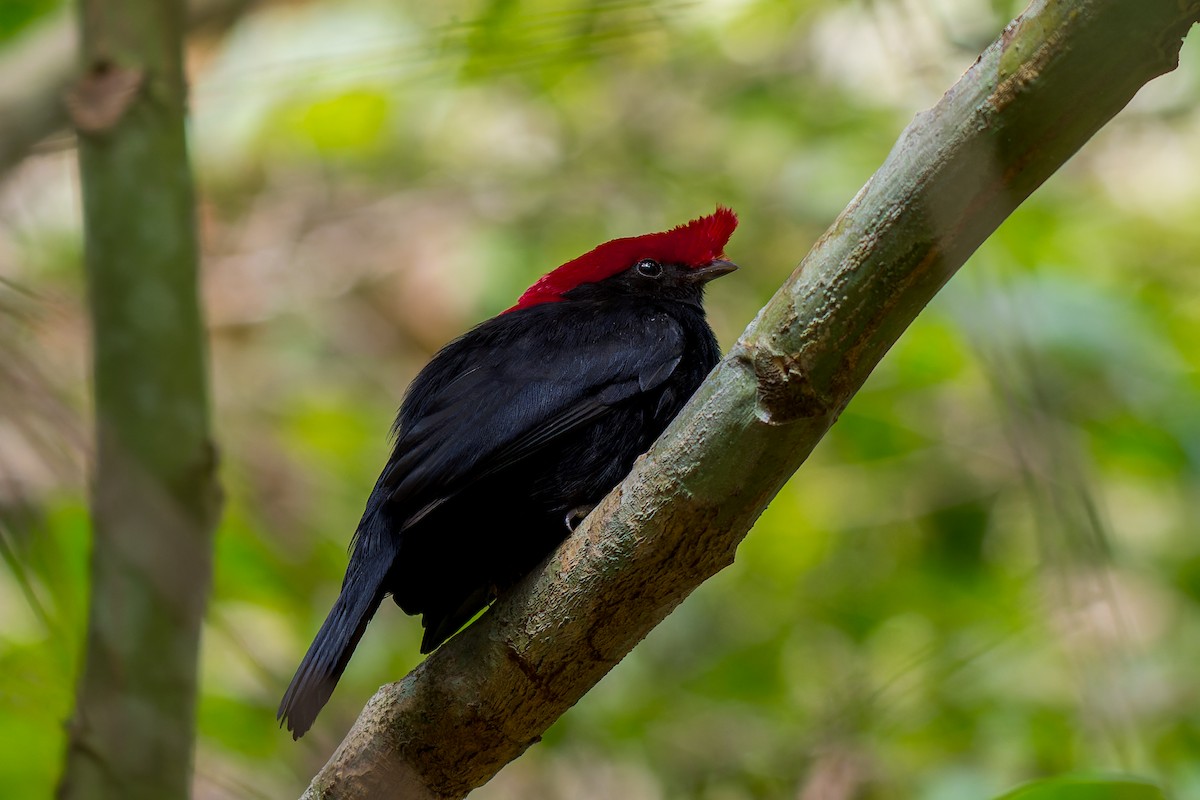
56;0;220;798
0;0;254;178
303;1;1200;797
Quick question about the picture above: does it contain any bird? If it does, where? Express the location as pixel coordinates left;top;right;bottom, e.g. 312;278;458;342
278;207;739;738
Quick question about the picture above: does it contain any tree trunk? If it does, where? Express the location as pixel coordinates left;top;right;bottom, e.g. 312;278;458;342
301;0;1200;797
57;0;221;797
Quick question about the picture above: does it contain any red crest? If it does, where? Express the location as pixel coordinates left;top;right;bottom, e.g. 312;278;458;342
508;207;738;312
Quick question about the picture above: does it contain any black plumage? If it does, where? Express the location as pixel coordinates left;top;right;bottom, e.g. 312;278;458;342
279;211;737;738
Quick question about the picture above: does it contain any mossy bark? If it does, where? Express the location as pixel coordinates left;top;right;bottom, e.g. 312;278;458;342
57;1;221;798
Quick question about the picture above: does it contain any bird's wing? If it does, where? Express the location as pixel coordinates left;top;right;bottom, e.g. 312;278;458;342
379;314;686;520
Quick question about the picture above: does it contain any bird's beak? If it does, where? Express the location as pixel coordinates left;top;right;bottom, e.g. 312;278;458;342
686;259;738;284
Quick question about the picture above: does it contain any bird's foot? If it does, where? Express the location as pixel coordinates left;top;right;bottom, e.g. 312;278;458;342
564;505;595;531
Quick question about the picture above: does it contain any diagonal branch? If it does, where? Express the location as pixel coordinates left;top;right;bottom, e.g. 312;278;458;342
303;1;1200;797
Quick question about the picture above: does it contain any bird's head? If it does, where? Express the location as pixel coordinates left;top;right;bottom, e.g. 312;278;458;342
506;207;738;313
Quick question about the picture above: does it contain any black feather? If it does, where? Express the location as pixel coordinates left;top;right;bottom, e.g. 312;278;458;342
277;514;394;738
279;257;729;736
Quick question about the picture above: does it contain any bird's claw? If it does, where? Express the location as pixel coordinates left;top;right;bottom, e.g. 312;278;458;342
564;505;595;531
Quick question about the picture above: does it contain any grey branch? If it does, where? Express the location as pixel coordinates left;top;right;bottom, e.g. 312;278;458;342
0;0;255;178
302;1;1200;797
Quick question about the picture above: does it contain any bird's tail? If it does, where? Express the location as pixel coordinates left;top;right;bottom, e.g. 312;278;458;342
277;537;393;739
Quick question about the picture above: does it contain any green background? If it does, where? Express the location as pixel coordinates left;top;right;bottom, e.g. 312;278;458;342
0;0;1197;797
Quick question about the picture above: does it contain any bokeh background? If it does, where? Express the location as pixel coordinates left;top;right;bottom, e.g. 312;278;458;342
2;0;1199;797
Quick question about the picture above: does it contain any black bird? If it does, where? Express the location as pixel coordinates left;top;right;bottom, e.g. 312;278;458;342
279;207;739;738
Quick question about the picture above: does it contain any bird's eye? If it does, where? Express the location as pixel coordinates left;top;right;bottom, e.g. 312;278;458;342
635;259;662;278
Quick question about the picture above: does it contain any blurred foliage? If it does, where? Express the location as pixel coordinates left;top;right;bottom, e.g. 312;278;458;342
1;0;1199;798
0;0;62;44
996;776;1165;800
